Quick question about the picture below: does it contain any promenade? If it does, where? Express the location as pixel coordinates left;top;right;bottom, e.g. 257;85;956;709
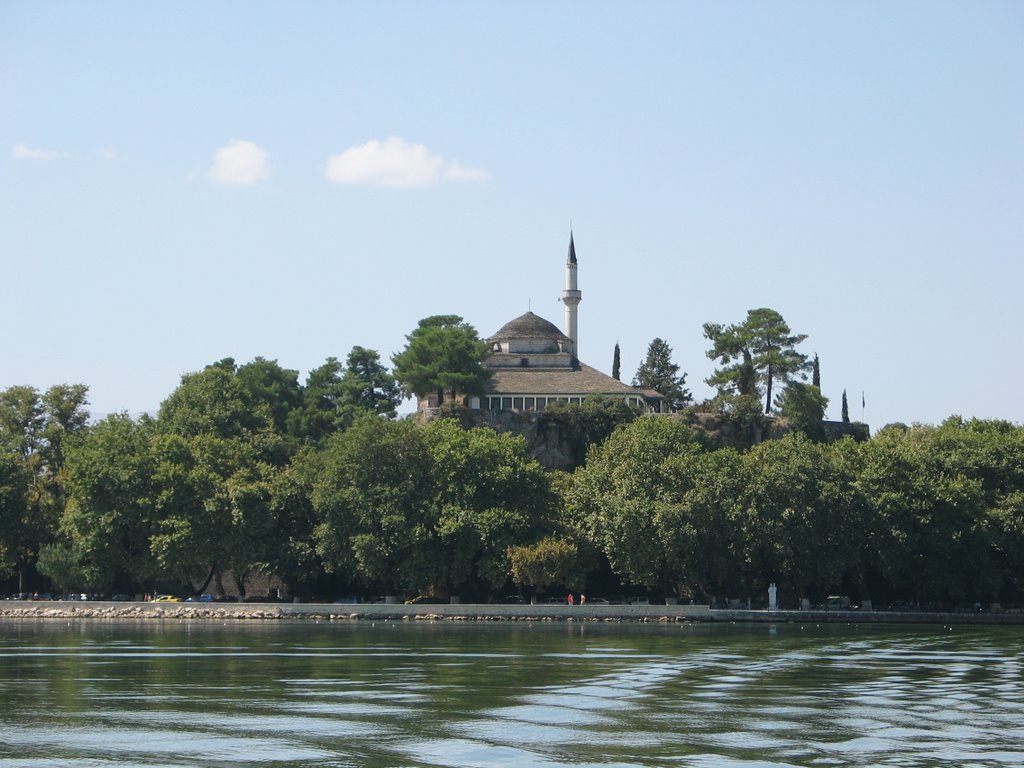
2;601;1022;625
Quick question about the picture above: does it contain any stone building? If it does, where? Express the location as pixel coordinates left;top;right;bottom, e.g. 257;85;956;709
466;234;665;413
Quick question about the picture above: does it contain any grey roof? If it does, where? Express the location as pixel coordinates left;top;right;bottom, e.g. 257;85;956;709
484;363;650;397
488;312;570;343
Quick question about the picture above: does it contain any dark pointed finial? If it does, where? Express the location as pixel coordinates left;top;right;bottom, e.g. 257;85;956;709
567;230;577;265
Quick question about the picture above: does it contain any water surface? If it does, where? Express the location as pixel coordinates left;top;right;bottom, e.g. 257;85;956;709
0;619;1020;767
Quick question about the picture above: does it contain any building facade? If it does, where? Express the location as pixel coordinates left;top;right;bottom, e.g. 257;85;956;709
467;235;665;413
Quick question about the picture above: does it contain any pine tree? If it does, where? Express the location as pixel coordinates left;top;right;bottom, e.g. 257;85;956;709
632;338;691;412
612;342;621;381
841;389;850;423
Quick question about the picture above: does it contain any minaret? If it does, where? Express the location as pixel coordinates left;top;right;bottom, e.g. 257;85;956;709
561;231;582;357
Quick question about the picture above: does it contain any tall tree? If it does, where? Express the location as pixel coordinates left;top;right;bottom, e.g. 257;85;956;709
812;354;820;389
391;315;489;405
292;357;346;443
704;308;810;414
339;346;402;423
38;414;157;592
235;358;303;436
0;450;27;581
612;342;621;381
774;382;829;442
0;384;90;592
632;338;692;412
841;389;850;423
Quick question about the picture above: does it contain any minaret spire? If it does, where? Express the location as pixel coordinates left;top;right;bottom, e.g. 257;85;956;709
561;230;582;358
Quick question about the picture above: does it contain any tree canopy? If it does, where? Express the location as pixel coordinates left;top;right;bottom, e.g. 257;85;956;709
391;315;489;405
704;308;810;414
632;337;691;412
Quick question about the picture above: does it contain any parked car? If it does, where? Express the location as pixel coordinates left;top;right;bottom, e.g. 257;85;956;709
499;595;526;604
404;595;446;604
587;597;610;605
152;595;182;603
186;594;215;602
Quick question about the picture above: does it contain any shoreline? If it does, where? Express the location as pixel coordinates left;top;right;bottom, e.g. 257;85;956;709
1;601;1022;625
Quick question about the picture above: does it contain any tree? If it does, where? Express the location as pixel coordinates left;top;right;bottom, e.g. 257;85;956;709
736;434;865;600
291;357;346;443
704;308;810;414
423;419;552;593
308;417;436;593
841;389;850;423
0;450;27;580
339;346;401;423
612;342;621;381
569;416;711;592
507;537;587;600
812;354;820;389
0;384;90;592
38;415;158;592
391;315;489;405
158;360;292;465
632;338;692;412
148;432;284;597
543;397;638;469
235;357;303;437
774;382;829;442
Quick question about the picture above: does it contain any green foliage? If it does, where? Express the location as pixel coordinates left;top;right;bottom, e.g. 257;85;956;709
158;359;297;465
632;338;691;411
775;382;829;442
339;346;401;422
507;536;587;594
0;384;90;589
391;315;489;404
612;342;621;381
423;420;551;589
570;416;713;592
542;396;639;469
158;362;267;441
709;393;769;450
40;415;157;591
841;389;850;423
737;435;866;598
704;308;810;414
0;450;27;579
306;417;552;596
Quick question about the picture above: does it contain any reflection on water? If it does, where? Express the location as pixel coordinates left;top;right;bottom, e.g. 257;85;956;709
0;620;1021;767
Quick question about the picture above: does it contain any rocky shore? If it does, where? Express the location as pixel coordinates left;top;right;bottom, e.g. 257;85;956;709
2;601;1022;625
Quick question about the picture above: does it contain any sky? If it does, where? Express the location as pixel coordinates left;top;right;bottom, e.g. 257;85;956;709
3;2;1023;430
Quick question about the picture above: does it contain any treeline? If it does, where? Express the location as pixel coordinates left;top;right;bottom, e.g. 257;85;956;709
3;356;1024;605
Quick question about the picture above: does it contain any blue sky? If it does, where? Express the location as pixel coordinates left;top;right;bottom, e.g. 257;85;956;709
3;2;1022;430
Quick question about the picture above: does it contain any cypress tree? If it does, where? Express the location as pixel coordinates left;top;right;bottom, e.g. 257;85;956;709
612;342;621;381
841;389;850;423
812;353;820;389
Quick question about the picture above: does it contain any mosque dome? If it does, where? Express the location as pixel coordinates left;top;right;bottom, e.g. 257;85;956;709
488;312;570;343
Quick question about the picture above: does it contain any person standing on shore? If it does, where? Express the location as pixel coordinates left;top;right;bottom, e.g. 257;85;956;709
567;593;574;606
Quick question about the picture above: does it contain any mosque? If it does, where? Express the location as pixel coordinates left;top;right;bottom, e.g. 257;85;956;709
464;234;666;413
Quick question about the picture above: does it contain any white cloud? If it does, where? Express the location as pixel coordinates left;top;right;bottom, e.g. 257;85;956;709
443;161;489;182
325;137;488;188
96;145;119;160
12;143;65;160
208;139;269;185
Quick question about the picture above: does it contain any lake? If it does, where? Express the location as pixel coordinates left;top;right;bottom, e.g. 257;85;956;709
0;619;1021;767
